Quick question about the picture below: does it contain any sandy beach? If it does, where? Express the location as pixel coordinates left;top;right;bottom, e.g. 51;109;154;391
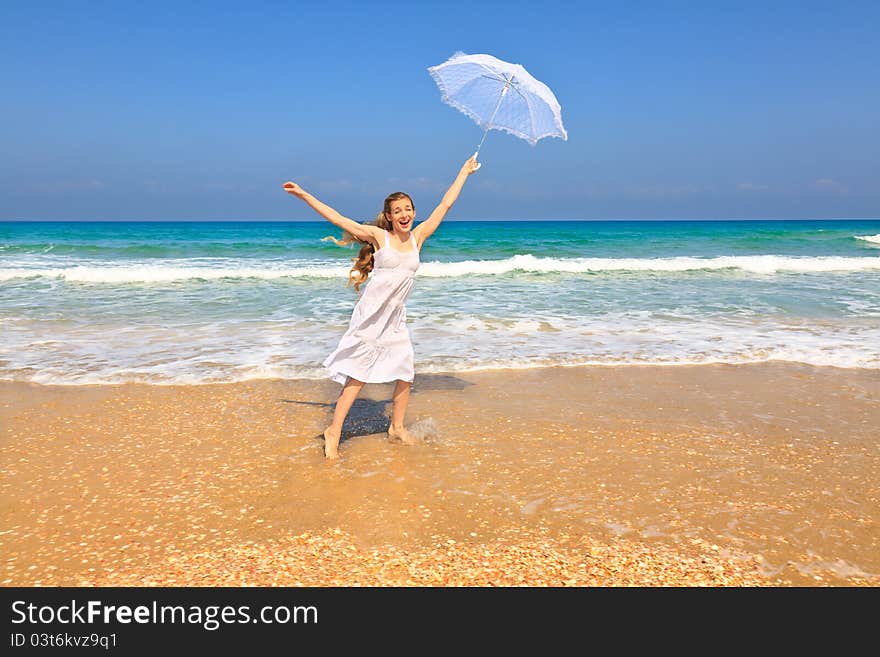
1;362;878;586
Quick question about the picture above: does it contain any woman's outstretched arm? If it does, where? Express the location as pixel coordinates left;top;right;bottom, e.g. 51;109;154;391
413;154;481;245
282;181;382;245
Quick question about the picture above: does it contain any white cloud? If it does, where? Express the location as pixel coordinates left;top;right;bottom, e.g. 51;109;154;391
813;178;849;194
314;178;353;194
382;177;445;194
629;184;703;198
202;182;258;193
27;179;106;193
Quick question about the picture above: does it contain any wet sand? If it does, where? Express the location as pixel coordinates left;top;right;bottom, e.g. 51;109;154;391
1;362;878;586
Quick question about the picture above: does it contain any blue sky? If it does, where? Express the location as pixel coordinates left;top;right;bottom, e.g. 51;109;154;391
1;1;878;220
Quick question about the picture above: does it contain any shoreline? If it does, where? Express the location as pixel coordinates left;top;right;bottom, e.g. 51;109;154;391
3;358;878;390
2;362;878;586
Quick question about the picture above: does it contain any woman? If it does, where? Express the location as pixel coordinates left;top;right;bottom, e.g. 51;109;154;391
282;154;481;459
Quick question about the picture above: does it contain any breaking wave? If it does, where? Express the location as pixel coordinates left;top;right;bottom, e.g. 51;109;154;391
3;254;880;283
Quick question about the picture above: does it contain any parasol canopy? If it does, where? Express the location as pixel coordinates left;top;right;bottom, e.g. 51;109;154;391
427;51;568;153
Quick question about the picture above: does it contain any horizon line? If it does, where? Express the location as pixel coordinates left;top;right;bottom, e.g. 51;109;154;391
3;217;880;223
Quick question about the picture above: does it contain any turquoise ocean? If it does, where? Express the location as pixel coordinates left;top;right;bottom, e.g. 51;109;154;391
2;219;879;385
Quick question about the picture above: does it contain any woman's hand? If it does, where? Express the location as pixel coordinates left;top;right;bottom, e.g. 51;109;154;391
282;181;306;198
461;152;482;175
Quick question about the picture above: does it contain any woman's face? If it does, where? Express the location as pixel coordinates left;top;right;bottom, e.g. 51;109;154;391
386;198;415;233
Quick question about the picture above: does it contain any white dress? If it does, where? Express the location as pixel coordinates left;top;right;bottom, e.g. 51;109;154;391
323;230;420;385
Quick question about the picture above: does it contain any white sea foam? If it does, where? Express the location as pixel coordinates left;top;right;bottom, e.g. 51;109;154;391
0;264;347;283
3;312;878;385
855;234;880;245
419;254;880;276
3;254;880;283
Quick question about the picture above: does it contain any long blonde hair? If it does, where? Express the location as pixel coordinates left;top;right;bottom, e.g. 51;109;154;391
322;192;414;292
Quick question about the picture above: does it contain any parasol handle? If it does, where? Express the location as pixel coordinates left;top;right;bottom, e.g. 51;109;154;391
475;77;513;156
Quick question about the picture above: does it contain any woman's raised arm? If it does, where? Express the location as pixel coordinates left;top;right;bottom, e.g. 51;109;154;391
413;154;481;245
282;181;381;245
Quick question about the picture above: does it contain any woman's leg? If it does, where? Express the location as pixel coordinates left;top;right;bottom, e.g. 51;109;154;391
388;379;417;444
323;377;364;459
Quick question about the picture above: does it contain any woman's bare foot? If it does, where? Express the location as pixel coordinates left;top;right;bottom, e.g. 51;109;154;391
387;424;418;445
321;428;341;460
